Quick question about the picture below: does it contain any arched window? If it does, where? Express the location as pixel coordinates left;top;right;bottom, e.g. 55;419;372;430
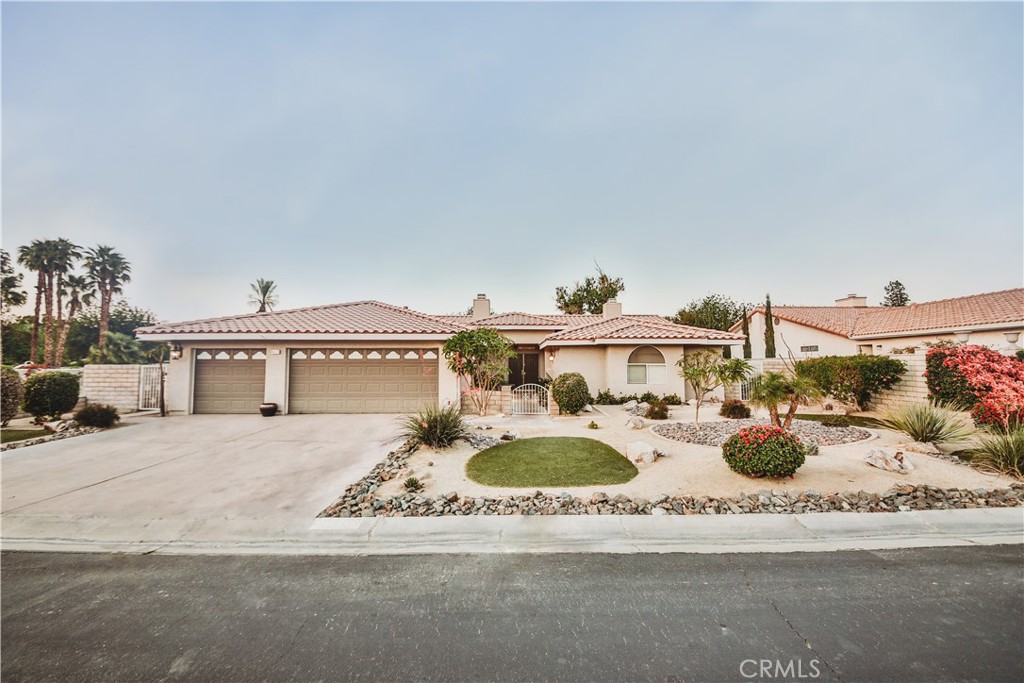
627;346;667;385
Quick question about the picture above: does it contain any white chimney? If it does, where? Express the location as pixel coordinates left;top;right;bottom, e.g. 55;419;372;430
602;299;622;319
835;294;868;308
472;293;491;320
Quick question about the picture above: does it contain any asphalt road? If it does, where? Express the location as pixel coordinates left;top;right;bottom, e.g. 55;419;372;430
2;547;1021;683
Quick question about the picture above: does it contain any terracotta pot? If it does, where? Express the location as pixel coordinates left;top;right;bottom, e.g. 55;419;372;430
259;402;278;417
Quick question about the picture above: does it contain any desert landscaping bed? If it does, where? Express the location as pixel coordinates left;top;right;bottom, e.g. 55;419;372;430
652;418;872;447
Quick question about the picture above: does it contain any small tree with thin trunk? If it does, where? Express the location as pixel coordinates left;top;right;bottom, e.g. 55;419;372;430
443;328;516;416
763;294;776;358
677;349;751;425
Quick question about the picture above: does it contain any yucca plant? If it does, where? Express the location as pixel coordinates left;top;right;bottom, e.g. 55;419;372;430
399;404;468;449
879;402;976;446
971;428;1024;479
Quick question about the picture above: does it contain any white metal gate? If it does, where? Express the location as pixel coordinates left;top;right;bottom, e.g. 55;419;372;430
139;365;162;410
511;384;549;415
739;360;764;401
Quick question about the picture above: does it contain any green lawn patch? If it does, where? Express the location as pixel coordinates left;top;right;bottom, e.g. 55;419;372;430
1;429;48;444
466;437;638;487
794;413;884;429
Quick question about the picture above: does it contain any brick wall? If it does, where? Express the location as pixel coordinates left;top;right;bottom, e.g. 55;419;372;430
869;352;929;412
81;365;143;414
460;386;513;415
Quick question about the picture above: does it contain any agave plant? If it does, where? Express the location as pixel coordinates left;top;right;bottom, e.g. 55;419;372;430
399;404;468;449
970;428;1024;479
879;402;976;446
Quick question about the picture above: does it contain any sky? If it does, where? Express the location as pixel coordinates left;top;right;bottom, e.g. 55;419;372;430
3;1;1022;323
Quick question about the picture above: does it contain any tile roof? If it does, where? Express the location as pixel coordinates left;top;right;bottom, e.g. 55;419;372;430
851;288;1024;337
733;306;883;336
137;301;468;336
543;316;745;343
436;313;600;328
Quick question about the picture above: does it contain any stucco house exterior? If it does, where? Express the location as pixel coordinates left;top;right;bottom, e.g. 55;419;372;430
731;289;1024;360
136;294;743;415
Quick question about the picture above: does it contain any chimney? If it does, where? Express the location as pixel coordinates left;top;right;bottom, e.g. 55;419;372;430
602;299;622;319
472;293;491;320
835;294;868;308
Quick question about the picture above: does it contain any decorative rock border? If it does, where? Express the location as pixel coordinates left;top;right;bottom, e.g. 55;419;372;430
652;419;873;447
0;427;104;452
318;441;1024;518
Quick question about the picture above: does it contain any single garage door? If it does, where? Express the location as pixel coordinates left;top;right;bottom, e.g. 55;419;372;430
193;349;267;414
288;348;438;414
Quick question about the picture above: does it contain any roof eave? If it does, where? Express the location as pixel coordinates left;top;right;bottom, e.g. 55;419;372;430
850;320;1024;340
135;332;457;342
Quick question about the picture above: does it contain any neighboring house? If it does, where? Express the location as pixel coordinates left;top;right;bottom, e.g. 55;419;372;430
136;294;744;415
731;289;1024;360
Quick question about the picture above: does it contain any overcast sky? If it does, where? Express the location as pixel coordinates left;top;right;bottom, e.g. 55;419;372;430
3;1;1022;323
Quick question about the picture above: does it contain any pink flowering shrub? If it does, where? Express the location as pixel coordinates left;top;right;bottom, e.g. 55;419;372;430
925;346;1024;429
721;425;806;478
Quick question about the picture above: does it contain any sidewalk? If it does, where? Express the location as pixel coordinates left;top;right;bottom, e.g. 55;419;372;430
3;507;1021;556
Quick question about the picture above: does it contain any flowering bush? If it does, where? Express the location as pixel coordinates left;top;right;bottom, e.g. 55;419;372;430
721;425;806;478
925;346;1024;429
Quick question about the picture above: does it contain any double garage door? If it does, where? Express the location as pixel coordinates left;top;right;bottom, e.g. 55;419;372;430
288;348;438;414
191;347;439;414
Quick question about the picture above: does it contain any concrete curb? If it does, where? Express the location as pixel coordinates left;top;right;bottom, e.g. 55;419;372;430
2;508;1021;556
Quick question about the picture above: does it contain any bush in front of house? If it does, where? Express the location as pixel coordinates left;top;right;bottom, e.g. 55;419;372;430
1;367;24;426
661;393;683;405
722;425;806;478
718;399;751;419
644;399;669;420
925;345;1024;429
399;404;467;449
970;428;1024;479
551;372;591;415
879;402;975;446
73;403;121;429
795;355;906;410
22;371;80;420
820;414;851;428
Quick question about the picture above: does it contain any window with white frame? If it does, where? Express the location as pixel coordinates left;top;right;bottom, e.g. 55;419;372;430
627;346;667;384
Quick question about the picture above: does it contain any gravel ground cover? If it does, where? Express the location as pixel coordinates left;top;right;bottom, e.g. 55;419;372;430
653;418;871;447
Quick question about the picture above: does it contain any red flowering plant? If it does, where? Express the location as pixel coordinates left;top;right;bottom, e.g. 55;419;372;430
721;424;806;478
926;346;1024;429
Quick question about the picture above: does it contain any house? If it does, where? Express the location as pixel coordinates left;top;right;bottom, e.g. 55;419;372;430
731;289;1024;360
135;294;743;415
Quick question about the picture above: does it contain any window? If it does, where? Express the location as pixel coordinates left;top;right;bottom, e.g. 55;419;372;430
627;346;667;384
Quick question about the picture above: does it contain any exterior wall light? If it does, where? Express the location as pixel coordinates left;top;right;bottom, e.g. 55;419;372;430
1004;332;1020;344
954;331;971;343
169;342;183;360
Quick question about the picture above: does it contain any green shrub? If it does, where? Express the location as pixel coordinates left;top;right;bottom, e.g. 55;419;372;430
820;414;851;428
594;389;639;405
1017;349;1024;362
661;393;683;405
587;420;599;430
1;368;23;426
722;425;805;478
403;477;424;492
551;372;591;415
718;399;751;419
22;371;80;419
73;403;120;428
802;442;820;457
879;402;975;445
970;428;1023;479
795;355;906;409
639;391;659;404
644;400;669;420
925;347;976;408
399;404;467;449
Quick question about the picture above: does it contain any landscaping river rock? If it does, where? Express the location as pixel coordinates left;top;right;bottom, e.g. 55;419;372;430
319;440;1023;518
652;418;872;447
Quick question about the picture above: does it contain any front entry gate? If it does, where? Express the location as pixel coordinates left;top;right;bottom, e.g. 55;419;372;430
511;384;548;415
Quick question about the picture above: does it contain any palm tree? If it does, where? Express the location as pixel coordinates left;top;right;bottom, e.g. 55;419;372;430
44;239;81;366
17;240;47;364
747;372;789;427
779;374;823;430
84;245;132;348
55;274;95;365
248;278;278;313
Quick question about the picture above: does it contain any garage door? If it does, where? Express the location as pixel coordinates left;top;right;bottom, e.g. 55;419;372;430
288;348;438;414
193;349;267;414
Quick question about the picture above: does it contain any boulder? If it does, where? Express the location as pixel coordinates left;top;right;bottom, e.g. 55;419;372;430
626;417;646;430
864;449;915;474
500;430;519;441
626;441;656;466
582;404;594;413
622;400;639;411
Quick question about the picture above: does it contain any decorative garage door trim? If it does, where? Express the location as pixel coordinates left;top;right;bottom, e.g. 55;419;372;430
288;348;439;414
193;348;267;414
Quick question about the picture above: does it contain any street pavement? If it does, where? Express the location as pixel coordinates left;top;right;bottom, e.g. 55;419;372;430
3;545;1022;682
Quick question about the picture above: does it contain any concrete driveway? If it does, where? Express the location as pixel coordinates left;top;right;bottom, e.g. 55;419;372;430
1;414;402;551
